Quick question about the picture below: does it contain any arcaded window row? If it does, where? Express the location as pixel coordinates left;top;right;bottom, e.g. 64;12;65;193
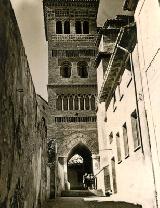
56;20;89;34
56;94;96;111
54;116;97;123
60;61;88;78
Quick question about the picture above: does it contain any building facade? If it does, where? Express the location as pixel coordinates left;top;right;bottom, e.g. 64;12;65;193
43;0;100;196
95;0;160;208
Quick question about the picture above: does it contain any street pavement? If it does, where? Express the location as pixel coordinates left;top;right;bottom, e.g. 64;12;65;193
44;197;142;208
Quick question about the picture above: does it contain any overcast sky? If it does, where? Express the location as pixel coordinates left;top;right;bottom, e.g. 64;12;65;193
10;0;129;100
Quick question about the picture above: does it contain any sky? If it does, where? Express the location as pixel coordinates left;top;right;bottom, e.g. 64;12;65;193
10;0;129;100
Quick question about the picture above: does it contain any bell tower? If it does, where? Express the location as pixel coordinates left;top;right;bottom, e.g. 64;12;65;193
43;0;100;196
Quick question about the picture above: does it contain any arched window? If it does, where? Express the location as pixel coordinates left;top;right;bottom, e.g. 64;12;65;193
64;21;70;34
77;61;88;78
56;95;62;110
60;61;71;78
85;95;90;110
83;21;89;34
56;21;62;34
75;95;79;110
75;21;82;34
80;96;84;110
69;95;74;110
63;96;68;111
91;95;95;110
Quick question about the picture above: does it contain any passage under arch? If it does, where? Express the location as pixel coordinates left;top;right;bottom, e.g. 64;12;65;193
67;143;93;190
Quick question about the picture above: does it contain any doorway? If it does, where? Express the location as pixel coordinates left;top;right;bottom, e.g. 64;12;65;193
67;143;93;190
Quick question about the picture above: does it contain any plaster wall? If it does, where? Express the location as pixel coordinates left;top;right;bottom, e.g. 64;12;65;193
135;0;160;206
96;44;155;207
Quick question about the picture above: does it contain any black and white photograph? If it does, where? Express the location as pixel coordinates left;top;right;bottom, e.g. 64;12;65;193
0;0;160;207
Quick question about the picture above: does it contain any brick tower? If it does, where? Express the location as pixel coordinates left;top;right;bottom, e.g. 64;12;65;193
43;0;100;196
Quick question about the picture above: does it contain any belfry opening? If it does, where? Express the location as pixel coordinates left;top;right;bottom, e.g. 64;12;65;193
67;143;93;190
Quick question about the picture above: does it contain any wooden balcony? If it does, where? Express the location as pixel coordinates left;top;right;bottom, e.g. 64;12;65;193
97;23;137;108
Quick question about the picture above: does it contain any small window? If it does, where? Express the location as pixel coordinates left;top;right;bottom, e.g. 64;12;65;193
116;132;122;163
83;21;89;34
77;61;88;78
75;21;82;34
56;21;62;34
64;21;70;34
60;61;71;78
123;123;129;158
131;110;141;150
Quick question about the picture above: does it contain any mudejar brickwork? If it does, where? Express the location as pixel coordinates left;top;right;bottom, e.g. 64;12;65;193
43;0;100;196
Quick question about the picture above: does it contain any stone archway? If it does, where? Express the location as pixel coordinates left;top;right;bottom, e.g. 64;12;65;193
55;133;99;193
57;132;98;157
67;143;93;190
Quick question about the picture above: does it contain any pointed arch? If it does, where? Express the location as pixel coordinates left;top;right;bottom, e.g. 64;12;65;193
57;133;98;157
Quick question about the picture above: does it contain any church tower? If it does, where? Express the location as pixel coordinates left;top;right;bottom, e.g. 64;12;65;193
43;0;100;196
